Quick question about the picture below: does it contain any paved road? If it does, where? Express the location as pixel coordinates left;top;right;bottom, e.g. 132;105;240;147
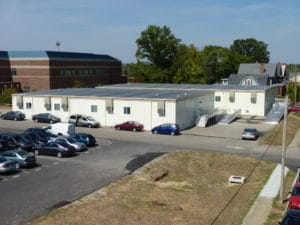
0;119;299;225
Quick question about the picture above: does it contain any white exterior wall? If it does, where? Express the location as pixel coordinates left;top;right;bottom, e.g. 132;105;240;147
214;90;266;116
12;95;177;131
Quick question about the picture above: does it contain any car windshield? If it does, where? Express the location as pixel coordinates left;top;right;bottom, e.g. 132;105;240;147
66;138;76;143
87;116;95;121
244;128;256;132
292;187;300;196
18;151;29;157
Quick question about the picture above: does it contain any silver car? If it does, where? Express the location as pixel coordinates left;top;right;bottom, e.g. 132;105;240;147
242;128;259;140
54;137;87;152
0;156;17;173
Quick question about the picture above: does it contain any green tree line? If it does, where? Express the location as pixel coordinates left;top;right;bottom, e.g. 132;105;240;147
123;25;270;84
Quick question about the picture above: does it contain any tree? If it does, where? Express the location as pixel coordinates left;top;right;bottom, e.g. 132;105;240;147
0;87;16;104
172;44;204;84
136;25;181;70
230;38;270;63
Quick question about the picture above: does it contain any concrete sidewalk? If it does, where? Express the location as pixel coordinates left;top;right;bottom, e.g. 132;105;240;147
242;164;289;225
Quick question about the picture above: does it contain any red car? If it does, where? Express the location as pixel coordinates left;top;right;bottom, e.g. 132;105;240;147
288;106;300;113
288;182;300;209
114;121;144;132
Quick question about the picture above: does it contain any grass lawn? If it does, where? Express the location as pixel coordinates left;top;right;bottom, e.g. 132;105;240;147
260;113;300;146
26;151;276;225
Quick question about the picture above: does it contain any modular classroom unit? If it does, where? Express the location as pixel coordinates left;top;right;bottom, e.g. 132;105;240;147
12;83;278;131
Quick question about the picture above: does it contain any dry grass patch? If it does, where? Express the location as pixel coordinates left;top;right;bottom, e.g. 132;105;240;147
27;151;275;225
260;113;300;146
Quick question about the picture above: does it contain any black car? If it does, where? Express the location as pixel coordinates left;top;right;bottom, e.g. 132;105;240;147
21;132;48;145
0;138;18;151
279;209;300;224
25;127;58;141
34;142;75;158
71;133;96;147
0;111;25;121
0;134;34;151
32;113;61;124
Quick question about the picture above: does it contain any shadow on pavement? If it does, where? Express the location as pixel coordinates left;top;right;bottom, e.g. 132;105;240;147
126;152;166;173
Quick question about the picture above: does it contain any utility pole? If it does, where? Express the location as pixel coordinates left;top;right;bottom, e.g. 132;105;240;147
280;95;288;202
295;64;297;105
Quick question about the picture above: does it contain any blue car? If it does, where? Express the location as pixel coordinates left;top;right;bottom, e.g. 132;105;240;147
151;123;180;136
0;111;25;121
2;149;36;168
71;133;96;147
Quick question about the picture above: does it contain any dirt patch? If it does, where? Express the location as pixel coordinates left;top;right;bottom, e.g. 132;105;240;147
26;151;275;225
260;113;300;146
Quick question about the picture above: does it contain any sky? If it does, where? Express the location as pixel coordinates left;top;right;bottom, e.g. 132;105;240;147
0;0;300;63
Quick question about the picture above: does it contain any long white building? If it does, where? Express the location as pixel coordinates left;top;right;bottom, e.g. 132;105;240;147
12;83;279;130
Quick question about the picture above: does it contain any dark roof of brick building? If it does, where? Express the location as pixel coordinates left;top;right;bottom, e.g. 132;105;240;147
0;51;120;62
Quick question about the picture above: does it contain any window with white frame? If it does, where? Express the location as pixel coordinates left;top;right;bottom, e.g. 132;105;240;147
124;107;131;114
54;103;60;111
26;102;32;109
91;105;98;112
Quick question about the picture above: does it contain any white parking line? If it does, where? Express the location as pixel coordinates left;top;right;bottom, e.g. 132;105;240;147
12;175;20;179
226;145;244;150
35;168;41;171
52;162;59;165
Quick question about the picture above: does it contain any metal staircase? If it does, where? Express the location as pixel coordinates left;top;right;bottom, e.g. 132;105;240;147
265;102;285;124
218;109;241;125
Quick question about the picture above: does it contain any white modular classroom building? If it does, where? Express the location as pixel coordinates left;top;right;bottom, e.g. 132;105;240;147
12;83;279;130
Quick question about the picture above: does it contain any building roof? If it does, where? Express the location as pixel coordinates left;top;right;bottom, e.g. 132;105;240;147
238;63;280;77
14;83;280;100
105;83;276;91
15;88;207;101
0;51;120;62
228;74;269;85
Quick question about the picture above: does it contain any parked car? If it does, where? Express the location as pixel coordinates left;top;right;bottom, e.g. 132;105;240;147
32;113;61;124
21;132;48;145
71;133;96;147
288;182;300;209
2;150;36;168
0;156;17;174
25;127;57;141
288;106;300;113
34;142;75;158
151;123;180;136
0;134;34;151
0;111;25;121
0;138;17;151
279;209;300;224
115;121;144;132
242;128;259;140
54;137;87;152
68;114;100;128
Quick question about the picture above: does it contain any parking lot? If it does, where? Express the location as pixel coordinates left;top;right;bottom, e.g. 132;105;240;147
0;115;288;225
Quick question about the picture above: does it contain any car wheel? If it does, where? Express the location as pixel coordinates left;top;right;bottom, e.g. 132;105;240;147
34;150;39;155
14;117;17;121
34;119;38;123
171;132;175;136
88;124;92;128
16;163;20;169
132;128;136;132
50;120;54;124
116;126;120;130
154;130;158;134
57;152;62;158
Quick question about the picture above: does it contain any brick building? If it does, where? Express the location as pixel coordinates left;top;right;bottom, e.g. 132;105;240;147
0;51;126;91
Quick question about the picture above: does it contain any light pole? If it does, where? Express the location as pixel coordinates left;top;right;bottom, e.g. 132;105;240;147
56;42;60;51
280;95;288;202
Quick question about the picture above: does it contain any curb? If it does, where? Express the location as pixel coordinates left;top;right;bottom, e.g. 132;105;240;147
241;164;289;225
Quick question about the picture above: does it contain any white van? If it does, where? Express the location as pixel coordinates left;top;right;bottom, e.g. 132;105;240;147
46;123;76;136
